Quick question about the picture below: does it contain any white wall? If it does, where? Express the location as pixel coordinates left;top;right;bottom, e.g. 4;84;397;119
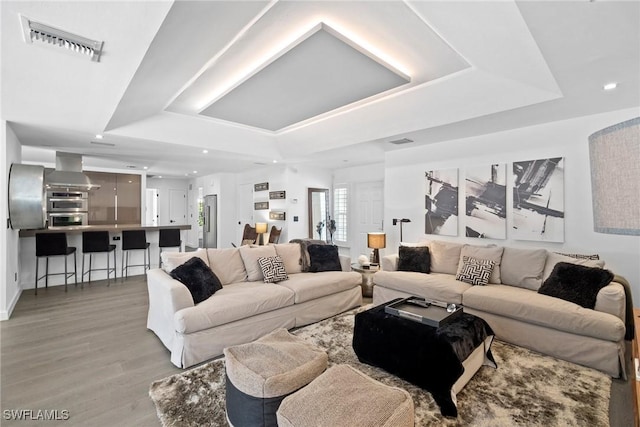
2;122;23;320
384;108;640;302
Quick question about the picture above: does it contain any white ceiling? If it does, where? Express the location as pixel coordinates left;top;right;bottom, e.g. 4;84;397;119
2;1;638;178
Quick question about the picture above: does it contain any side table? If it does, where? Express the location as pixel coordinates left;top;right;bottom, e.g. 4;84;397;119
351;263;379;297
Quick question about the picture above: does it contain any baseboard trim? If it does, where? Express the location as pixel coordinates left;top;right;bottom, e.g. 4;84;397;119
0;287;22;321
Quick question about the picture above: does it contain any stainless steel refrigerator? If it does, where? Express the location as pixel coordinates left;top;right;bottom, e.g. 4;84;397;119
203;194;217;248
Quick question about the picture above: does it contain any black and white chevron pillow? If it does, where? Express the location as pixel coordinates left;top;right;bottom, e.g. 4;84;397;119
257;255;288;283
456;256;495;286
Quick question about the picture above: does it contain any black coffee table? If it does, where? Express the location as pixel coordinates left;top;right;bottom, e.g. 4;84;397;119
352;300;496;417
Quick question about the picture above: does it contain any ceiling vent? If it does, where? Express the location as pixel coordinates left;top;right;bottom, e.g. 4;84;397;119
389;138;414;145
90;141;115;147
20;15;103;62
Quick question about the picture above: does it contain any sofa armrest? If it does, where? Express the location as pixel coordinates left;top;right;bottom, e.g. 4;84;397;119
146;268;194;349
339;255;352;272
381;254;399;271
594;281;626;323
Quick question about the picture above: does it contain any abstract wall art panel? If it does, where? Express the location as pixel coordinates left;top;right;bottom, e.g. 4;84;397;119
425;169;458;236
465;163;507;239
512;157;565;242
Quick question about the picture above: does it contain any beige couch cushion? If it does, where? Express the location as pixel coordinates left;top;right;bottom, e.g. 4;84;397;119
277;271;361;304
274;243;303;274
463;284;625;342
174;281;295;333
543;252;605;282
500;247;547;290
429;241;463;274
373;270;471;305
239;245;277;282
206;247;247;285
456;245;503;284
161;248;209;273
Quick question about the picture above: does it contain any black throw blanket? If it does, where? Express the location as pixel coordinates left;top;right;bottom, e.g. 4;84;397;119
353;302;495;417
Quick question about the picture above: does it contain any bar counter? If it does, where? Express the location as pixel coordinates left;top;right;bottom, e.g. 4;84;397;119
19;224;192;289
19;223;191;237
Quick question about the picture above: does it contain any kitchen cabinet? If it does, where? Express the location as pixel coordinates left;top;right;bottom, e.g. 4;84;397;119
86;172;141;225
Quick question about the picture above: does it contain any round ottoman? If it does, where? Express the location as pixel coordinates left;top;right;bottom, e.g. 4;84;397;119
277;364;414;427
223;328;328;427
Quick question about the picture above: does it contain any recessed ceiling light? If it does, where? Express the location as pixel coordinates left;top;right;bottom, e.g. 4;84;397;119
95;134;103;139
202;149;208;154
193;170;198;174
273;160;278;164
603;82;617;91
143;166;148;170
158;176;163;179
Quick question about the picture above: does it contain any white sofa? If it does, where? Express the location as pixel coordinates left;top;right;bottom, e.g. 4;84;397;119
147;243;362;368
373;240;629;378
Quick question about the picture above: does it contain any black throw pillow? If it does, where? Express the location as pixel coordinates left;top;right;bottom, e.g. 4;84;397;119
170;257;223;304
397;246;431;274
307;244;342;272
538;262;614;309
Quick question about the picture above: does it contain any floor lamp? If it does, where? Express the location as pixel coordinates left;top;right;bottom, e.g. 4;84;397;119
392;218;411;241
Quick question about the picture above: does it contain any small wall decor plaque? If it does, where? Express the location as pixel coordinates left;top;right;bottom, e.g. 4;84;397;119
254;201;269;210
254;182;269;192
269;211;286;220
269;191;286;200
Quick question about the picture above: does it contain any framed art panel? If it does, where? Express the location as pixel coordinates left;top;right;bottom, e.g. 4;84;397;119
254;182;269;192
425;169;458;236
269;211;286;220
512;157;565;242
465;163;507;239
254;201;269;210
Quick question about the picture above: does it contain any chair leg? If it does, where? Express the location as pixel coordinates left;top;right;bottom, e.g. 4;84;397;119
74;252;77;286
64;254;68;292
88;253;92;283
113;250;117;280
35;257;39;296
122;251;125;278
81;253;85;284
106;252;110;286
45;257;49;289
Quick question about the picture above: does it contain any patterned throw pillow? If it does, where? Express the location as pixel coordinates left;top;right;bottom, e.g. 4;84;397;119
257;256;289;283
456;256;495;286
555;252;600;260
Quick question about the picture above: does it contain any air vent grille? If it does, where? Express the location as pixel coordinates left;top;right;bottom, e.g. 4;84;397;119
389;138;414;145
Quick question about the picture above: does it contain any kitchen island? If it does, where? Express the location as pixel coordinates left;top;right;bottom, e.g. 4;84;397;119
19;224;191;289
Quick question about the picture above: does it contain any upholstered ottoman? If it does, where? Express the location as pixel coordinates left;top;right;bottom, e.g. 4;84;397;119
276;364;414;427
223;328;328;427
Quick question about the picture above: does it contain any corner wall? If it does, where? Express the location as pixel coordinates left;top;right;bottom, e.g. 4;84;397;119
384;108;640;303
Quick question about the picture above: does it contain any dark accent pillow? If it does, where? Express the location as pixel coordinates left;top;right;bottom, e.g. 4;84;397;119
397;246;431;273
538;262;614;309
307;244;341;273
170;257;223;304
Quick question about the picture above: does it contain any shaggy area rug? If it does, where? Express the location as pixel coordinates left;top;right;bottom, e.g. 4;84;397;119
149;308;611;426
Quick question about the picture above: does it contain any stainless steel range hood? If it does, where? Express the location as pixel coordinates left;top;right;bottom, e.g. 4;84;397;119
45;152;100;190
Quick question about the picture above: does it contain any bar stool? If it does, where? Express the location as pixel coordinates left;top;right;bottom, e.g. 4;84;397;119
158;228;182;267
35;233;77;295
82;231;117;286
121;230;150;278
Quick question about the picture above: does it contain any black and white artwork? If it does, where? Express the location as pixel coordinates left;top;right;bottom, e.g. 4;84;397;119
465;164;507;239
425;169;458;236
512;157;565;242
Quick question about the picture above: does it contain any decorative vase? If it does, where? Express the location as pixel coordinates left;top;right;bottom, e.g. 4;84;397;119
358;255;369;266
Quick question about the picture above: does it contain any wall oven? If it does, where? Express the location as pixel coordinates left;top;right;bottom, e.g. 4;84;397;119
48;212;88;227
47;196;88;212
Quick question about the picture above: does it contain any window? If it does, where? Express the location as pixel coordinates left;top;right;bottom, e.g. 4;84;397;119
333;186;348;243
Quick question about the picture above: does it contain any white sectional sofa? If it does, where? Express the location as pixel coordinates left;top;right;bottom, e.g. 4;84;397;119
373;240;630;378
147;243;362;368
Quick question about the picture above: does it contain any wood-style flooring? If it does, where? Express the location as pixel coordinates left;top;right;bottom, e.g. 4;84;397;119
1;276;634;426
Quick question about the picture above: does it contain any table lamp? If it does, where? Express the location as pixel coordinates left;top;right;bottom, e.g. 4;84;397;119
255;222;268;245
367;232;386;264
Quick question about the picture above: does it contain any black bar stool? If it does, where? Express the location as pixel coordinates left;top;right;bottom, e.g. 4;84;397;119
121;230;150;278
35;233;77;295
158;228;182;267
82;231;117;285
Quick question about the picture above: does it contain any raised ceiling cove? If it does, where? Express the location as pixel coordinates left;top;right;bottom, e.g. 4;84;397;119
199;23;410;131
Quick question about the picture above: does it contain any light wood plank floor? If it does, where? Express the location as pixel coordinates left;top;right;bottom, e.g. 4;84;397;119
1;276;634;426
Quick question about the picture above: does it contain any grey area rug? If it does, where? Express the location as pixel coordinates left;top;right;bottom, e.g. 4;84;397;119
149;308;611;426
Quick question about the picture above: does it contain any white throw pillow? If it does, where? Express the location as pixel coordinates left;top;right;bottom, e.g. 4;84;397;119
543;252;605;282
206;247;247;285
456;244;504;284
161;248;209;273
239;245;277;282
429;240;463;275
500;247;547;290
274;243;303;274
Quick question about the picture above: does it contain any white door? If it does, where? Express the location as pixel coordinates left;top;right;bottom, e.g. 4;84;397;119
354;181;384;260
169;189;187;225
237;184;254;244
145;188;158;226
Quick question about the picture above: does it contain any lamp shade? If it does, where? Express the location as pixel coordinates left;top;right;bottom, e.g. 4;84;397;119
255;222;268;234
589;117;640;236
367;232;386;249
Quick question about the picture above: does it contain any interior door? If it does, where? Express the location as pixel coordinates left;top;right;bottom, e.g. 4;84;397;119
169;189;187;225
237;183;254;244
354;181;384;260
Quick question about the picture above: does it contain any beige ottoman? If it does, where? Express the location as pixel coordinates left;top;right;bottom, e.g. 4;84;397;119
224;328;328;427
277;364;414;427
